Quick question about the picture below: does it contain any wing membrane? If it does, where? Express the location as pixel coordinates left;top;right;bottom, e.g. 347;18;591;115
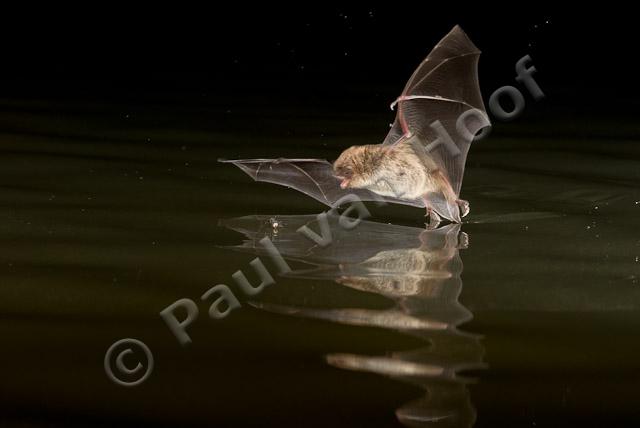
220;158;426;208
385;25;490;196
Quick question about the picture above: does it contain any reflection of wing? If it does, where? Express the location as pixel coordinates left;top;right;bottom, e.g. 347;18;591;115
385;25;489;197
220;214;463;267
220;158;425;208
250;301;450;331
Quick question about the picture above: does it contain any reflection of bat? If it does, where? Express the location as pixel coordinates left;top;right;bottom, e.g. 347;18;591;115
223;213;483;426
221;26;489;225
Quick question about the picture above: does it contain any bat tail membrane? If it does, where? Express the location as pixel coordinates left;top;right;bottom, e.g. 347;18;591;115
428;194;461;223
430;169;462;223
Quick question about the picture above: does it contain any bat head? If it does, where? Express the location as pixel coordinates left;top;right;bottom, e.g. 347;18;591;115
333;145;384;189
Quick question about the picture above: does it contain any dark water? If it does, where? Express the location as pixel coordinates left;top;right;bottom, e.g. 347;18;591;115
2;98;640;427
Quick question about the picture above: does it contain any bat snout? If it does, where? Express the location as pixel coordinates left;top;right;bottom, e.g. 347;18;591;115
339;178;351;189
333;173;351;189
333;165;355;189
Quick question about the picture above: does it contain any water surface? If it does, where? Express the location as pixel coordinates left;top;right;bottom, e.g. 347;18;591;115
1;98;639;427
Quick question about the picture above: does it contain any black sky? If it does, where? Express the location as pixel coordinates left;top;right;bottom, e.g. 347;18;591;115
0;7;636;116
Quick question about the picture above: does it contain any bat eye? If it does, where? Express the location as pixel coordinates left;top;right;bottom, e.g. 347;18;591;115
335;166;353;178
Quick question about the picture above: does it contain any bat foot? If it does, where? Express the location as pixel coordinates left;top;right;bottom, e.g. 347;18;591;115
425;208;441;230
456;199;470;218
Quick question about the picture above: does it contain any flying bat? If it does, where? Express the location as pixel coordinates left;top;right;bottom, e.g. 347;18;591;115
221;25;490;226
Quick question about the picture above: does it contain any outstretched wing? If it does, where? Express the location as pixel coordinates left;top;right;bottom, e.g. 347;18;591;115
220;158;425;209
384;25;490;197
220;26;488;223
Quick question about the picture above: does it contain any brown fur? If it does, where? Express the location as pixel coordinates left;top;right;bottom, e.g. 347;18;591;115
333;141;446;201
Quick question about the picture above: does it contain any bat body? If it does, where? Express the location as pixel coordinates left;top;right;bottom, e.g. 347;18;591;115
333;139;439;200
332;137;465;226
221;25;489;224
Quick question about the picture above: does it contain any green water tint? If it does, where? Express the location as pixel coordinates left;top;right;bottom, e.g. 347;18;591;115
1;99;640;426
222;215;482;427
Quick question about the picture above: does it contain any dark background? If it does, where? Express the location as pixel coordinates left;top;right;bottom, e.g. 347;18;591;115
0;7;636;118
1;7;639;428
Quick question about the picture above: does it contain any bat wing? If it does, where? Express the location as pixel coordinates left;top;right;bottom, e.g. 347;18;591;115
220;27;487;222
384;25;490;219
220;158;425;209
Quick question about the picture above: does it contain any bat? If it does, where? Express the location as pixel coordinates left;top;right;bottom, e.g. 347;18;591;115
220;25;490;225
